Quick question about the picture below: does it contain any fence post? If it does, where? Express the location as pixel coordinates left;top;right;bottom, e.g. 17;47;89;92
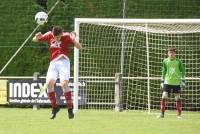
115;73;123;112
33;72;40;110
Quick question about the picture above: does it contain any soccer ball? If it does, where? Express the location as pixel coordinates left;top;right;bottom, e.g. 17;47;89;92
35;11;48;25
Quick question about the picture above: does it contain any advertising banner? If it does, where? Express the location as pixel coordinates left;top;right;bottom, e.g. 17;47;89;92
8;79;87;106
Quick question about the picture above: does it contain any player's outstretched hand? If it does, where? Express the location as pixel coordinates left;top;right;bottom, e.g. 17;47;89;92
70;31;76;36
35;32;42;40
70;31;76;40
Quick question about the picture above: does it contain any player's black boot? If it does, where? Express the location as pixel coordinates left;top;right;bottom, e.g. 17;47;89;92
68;108;74;119
50;106;60;119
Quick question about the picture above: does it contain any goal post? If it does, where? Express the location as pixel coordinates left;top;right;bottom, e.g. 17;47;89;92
74;18;200;113
73;20;79;113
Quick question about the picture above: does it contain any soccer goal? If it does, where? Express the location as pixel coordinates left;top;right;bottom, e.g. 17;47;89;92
73;18;200;113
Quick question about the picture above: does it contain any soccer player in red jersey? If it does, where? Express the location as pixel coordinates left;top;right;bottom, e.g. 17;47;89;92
32;26;81;119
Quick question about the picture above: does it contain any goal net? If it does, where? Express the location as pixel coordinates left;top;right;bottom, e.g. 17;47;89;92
74;19;200;113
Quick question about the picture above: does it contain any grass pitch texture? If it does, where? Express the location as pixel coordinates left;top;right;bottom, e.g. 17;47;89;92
0;108;199;134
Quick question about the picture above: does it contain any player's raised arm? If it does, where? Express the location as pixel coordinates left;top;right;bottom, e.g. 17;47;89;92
70;31;81;49
73;40;81;49
32;32;42;42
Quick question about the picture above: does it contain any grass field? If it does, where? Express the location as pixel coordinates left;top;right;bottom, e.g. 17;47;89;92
0;108;199;134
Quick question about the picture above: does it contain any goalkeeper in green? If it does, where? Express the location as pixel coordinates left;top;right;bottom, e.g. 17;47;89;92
158;48;185;118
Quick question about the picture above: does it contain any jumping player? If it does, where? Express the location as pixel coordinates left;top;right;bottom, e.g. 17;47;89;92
157;48;185;118
32;26;81;119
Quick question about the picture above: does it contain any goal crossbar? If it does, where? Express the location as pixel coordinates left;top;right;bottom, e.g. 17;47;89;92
75;18;200;24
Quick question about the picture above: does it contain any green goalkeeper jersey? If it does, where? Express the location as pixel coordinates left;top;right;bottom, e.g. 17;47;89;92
162;57;185;85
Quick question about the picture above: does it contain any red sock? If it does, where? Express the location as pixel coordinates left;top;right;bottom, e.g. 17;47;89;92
160;98;166;114
176;100;182;115
64;91;73;109
47;92;57;109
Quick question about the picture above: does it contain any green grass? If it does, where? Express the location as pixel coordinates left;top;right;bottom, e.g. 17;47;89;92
0;108;199;134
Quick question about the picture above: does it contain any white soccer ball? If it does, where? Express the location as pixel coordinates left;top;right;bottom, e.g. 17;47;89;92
35;11;48;25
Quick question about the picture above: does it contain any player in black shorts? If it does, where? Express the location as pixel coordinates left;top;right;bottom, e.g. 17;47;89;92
157;48;185;119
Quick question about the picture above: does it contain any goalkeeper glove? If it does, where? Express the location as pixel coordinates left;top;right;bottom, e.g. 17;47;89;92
180;79;186;89
160;80;164;89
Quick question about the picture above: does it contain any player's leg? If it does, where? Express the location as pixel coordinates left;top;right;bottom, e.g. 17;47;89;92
46;62;60;119
58;57;74;119
157;84;169;118
174;86;182;118
158;91;168;118
175;93;182;118
60;80;74;119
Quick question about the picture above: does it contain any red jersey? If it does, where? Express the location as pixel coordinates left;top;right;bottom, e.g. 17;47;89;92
39;31;74;61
